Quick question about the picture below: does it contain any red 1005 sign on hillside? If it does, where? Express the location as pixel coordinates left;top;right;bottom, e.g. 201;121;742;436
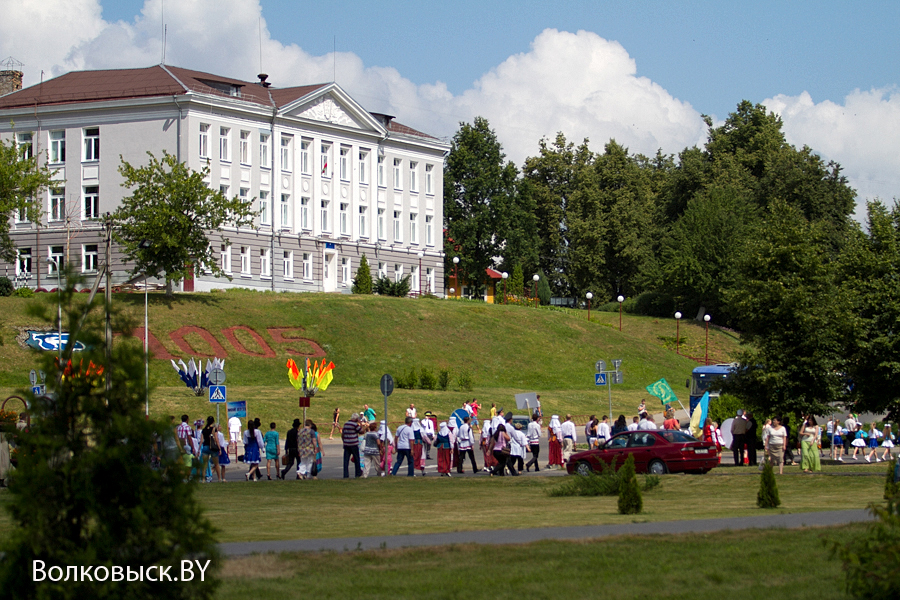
130;326;325;360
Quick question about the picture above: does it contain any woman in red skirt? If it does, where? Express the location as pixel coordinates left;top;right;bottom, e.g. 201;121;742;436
547;415;563;469
436;422;453;476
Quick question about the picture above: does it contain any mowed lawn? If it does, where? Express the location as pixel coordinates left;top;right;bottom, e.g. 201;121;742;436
216;524;868;600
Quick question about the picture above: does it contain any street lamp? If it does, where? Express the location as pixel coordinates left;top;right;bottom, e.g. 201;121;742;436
139;239;152;418
452;256;460;299
46;257;61;367
501;271;508;304
532;274;539;308
704;314;711;365
586;292;593;321
617;295;625;331
417;251;424;297
674;312;682;355
449;287;455;298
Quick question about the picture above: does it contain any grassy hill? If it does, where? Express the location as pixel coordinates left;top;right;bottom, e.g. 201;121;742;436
0;290;740;426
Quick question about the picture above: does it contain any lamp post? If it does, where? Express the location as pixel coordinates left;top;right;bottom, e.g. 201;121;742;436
674;311;682;355
586;292;593;321
417;251;423;297
449;287;455;299
452;256;460;299
532;274;539;308
46;257;61;367
139;239;152;419
617;295;625;331
704;314;711;365
501;271;508;304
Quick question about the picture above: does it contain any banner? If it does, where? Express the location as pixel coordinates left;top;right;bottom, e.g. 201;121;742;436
226;400;247;419
645;378;677;406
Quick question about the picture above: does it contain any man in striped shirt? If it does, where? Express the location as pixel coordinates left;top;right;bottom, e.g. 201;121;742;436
342;413;364;478
176;414;195;453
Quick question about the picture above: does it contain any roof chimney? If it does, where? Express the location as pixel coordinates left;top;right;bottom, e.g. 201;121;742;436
257;73;271;88
0;57;24;96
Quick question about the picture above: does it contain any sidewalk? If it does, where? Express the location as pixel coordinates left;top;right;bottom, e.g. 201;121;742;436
219;508;873;556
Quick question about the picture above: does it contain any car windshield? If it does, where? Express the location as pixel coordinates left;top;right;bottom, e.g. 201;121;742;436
605;436;628;449
658;430;696;443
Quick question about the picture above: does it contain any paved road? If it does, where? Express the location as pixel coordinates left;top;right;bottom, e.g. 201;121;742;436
219;508;874;556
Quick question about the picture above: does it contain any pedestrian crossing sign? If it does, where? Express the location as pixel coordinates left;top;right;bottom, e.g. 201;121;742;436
209;385;227;403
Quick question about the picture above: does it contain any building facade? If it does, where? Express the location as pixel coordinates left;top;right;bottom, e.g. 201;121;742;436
0;65;448;294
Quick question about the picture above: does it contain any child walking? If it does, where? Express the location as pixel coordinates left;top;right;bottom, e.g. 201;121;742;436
880;424;895;462
850;423;867;460
865;423;882;462
833;423;845;462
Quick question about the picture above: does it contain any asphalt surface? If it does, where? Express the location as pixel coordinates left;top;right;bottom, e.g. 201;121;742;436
219;508;874;556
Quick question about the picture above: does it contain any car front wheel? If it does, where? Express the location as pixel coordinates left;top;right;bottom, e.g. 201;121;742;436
648;459;667;475
575;461;594;476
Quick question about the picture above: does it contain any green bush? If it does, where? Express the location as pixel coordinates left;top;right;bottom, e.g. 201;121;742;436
831;498;900;599
0;277;13;297
885;458;899;500
757;461;781;508
456;369;474;391
351;254;373;294
438;369;451;391
374;275;411;297
419;367;437;390
536;270;551;306
633;291;675;318
12;286;33;298
549;457;659;497
617;453;643;514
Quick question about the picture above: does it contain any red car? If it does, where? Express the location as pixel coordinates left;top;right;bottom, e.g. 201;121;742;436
566;430;719;476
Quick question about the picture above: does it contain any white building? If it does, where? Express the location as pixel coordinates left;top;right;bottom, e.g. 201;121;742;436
0;65;448;294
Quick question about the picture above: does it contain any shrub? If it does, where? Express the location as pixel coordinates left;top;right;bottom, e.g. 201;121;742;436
885;458;899;500
438;369;451;392
549;457;660;497
0;276;13;297
374;274;411;297
536;270;551;306
419;367;437;390
399;367;418;390
831;498;900;599
12;287;33;298
617;453;643;514
351;254;373;294
456;369;474;391
757;461;781;508
633;291;675;317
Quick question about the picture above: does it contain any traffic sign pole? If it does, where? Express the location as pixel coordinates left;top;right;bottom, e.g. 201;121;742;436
380;374;394;475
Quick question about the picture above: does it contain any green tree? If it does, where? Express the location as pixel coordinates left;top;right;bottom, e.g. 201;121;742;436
616;453;643;514
0;269;219;599
508;263;524;298
536;269;552;305
756;461;781;508
444;117;522;293
0;136;55;261
352;253;373;294
113;151;255;295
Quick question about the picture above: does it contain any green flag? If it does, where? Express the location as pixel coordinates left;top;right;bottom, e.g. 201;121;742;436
646;378;678;405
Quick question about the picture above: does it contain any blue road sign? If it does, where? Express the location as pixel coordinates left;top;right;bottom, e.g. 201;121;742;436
227;400;246;419
209;385;227;403
595;373;607;386
32;385;43;396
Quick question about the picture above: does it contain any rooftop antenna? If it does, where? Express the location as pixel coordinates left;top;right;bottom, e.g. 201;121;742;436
333;36;336;83
160;0;165;64
258;17;263;75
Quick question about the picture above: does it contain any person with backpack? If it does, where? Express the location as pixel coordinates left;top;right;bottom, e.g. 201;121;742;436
200;416;220;483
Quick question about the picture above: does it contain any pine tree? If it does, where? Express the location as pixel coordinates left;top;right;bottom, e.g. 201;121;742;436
617;453;643;514
537;269;552;306
352;254;373;294
509;264;524;298
885;458;899;500
757;461;781;508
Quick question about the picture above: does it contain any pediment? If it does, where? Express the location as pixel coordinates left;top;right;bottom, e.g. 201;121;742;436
287;93;368;130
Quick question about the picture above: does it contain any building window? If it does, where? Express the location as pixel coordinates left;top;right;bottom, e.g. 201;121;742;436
339;146;350;181
199;123;210;158
239;187;249;205
283;250;293;279
220;244;232;273
259;132;270;168
50;130;66;164
281;135;292;172
83;186;99;220
50;188;65;223
426;267;434;294
219;127;230;162
300;197;310;230
393;210;402;242
358;206;367;238
260;248;271;277
426;215;433;246
378;261;387;279
410;212;418;244
48;246;65;274
83;128;99;162
410;161;418;192
258;190;270;226
280;194;290;229
17;133;33;160
339;202;349;235
302;253;313;280
320;143;332;178
412;265;420;293
240;130;251;165
359;150;369;184
341;257;350;285
377;208;385;240
320;200;330;231
300;139;311;174
425;164;434;195
240;246;250;275
377;155;385;187
17;248;32;277
394;263;403;283
82;244;98;273
393;158;402;190
219;184;229;198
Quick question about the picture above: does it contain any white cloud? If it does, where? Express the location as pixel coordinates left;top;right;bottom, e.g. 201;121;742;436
3;1;895;216
766;89;900;213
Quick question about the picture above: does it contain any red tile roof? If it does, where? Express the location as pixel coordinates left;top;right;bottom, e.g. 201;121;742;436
486;268;503;279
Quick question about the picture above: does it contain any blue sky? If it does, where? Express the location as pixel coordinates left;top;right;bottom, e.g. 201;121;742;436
3;1;899;212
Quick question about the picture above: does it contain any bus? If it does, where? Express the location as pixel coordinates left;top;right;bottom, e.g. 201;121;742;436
687;364;735;413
